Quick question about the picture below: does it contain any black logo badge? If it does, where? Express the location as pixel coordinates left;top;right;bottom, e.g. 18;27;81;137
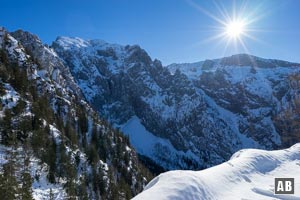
274;178;294;194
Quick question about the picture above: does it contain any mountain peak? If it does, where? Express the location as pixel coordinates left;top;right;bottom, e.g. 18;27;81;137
53;36;123;50
167;54;300;74
54;36;89;50
218;53;300;68
52;36;154;71
11;29;44;48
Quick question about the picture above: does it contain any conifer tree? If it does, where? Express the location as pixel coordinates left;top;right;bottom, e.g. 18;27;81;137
20;171;33;200
0;109;13;145
77;176;89;200
0;154;18;200
19;147;34;200
49;188;54;200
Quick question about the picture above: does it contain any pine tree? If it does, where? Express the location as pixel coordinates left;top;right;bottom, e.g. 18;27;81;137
0;156;18;200
78;107;88;134
49;188;54;200
31;129;47;158
98;168;106;195
64;152;77;199
65;180;77;200
0;109;14;145
19;150;33;200
77;176;89;200
17;116;33;141
20;171;33;200
64;121;78;147
13;100;27;117
98;134;107;161
87;145;99;166
0;82;6;96
45;137;57;184
58;142;67;178
0;49;8;65
11;64;28;94
91;125;99;146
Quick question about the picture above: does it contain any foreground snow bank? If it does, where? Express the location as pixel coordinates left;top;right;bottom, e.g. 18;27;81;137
133;143;300;200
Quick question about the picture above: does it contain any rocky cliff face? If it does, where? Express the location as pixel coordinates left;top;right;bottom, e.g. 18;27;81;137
5;26;299;199
0;27;151;199
169;54;300;148
52;37;213;169
10;30;83;98
53;38;300;170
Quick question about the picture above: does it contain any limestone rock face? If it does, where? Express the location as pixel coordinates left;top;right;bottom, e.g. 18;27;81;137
54;37;300;170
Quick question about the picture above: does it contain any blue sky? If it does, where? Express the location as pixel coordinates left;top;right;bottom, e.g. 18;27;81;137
1;0;300;65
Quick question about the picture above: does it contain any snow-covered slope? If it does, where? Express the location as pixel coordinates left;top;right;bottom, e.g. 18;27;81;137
134;143;300;200
0;27;151;199
121;116;201;170
53;37;214;170
167;54;300;149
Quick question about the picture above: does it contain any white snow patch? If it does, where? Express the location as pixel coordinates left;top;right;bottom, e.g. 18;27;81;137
50;125;62;144
121;116;200;169
1;83;20;110
0;145;66;200
134;143;300;200
55;36;88;50
31;157;66;200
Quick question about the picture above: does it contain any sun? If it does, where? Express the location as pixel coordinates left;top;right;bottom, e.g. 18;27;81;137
186;0;267;55
225;20;245;38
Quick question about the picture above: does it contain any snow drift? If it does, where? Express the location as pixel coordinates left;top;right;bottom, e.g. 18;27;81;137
133;143;300;200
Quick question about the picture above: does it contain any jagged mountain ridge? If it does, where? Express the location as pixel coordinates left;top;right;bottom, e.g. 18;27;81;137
168;54;300;148
1;27;300;198
0;27;151;199
53;37;239;170
52;36;300;171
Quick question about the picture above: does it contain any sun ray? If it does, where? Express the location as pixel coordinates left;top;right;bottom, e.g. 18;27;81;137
243;33;267;45
221;38;232;57
242;1;269;25
246;28;272;33
238;37;275;93
237;38;259;67
232;0;236;21
239;0;249;17
237;37;250;54
189;32;227;48
185;0;274;56
185;0;227;26
203;33;227;43
212;0;231;23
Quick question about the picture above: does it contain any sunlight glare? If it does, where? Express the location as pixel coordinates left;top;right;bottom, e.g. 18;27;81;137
225;20;245;38
186;0;268;56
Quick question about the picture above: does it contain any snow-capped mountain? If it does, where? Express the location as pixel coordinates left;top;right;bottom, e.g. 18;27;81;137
53;37;300;171
52;37;208;170
1;26;300;199
0;27;151;199
133;143;300;200
168;54;300;148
